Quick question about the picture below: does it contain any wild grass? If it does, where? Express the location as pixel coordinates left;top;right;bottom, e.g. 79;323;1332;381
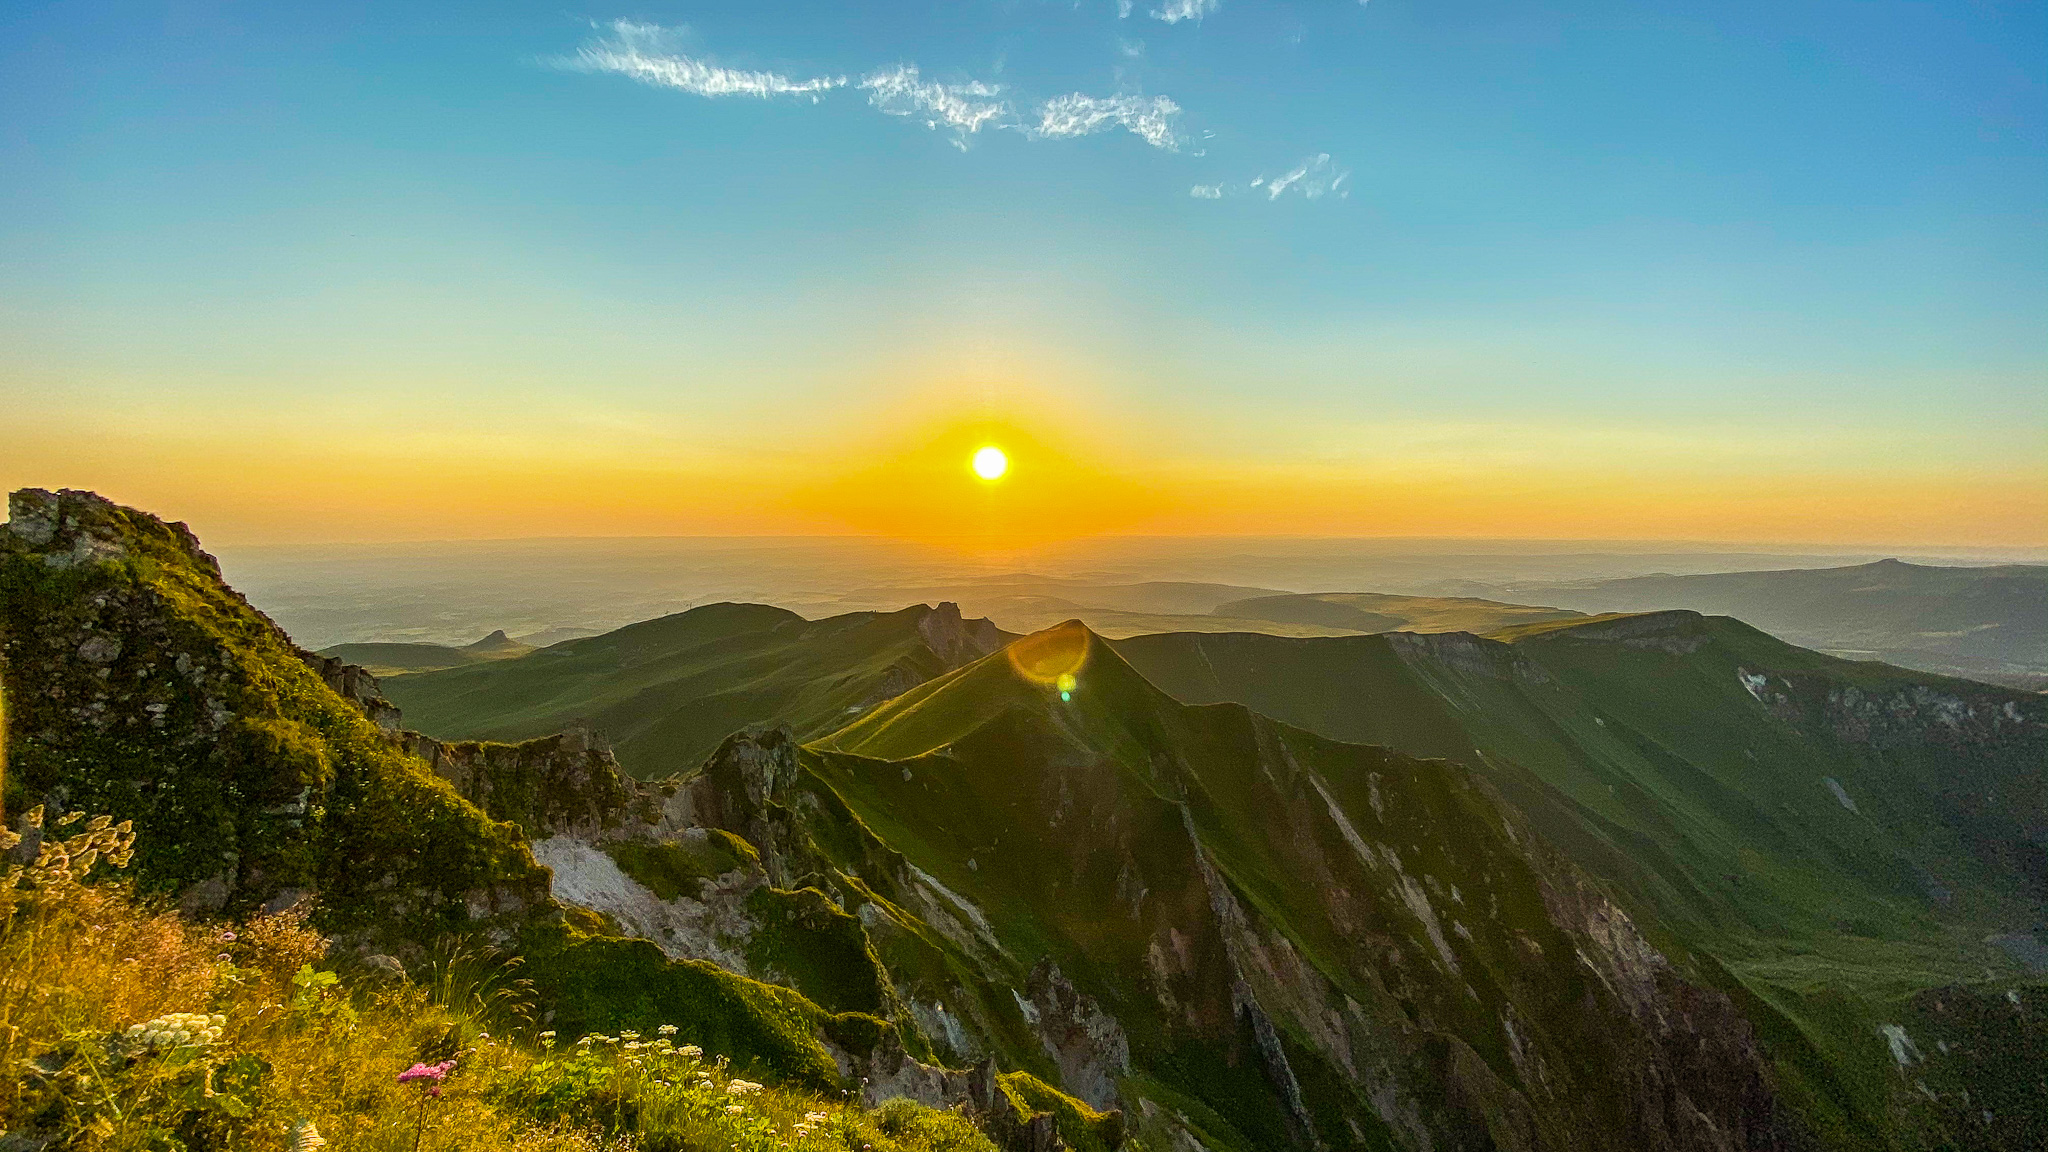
0;812;996;1152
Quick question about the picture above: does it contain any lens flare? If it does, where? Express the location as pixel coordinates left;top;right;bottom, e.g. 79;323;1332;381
971;445;1009;480
1006;621;1090;688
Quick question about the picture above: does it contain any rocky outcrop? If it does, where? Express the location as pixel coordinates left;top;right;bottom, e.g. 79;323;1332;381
396;725;668;841
1022;959;1132;1112
918;601;1005;667
298;651;402;729
1385;629;1552;684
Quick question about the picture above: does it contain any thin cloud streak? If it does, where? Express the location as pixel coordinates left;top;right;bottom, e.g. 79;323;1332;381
1192;154;1352;202
1262;153;1349;199
566;20;845;98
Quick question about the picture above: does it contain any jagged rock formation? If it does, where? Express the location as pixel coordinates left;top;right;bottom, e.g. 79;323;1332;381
396;725;670;841
298;649;403;729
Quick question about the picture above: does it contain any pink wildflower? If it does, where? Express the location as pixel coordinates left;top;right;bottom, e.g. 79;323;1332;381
397;1060;457;1086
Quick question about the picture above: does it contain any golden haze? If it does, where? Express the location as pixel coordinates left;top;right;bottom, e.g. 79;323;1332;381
0;405;2042;548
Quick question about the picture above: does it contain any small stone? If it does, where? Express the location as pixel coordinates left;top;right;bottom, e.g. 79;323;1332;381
77;635;122;665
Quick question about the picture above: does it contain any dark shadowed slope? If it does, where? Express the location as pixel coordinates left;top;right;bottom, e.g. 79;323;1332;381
1497;560;2048;688
1115;615;2048;1145
382;602;1010;778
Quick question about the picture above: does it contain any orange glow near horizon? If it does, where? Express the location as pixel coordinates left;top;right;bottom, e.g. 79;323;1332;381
1;397;2043;551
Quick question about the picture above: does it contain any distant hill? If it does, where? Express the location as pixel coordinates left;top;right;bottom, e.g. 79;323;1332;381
381;602;1011;778
829;578;1588;640
319;628;536;675
1212;591;1583;635
1492;559;2047;688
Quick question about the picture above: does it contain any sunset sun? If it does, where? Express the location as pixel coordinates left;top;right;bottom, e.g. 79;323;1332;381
971;445;1009;481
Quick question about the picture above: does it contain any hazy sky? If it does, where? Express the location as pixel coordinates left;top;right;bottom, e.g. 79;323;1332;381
4;1;2043;546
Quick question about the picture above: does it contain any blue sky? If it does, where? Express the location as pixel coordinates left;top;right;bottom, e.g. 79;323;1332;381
2;1;2043;544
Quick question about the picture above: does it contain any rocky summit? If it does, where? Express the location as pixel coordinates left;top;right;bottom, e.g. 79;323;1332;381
4;489;2044;1152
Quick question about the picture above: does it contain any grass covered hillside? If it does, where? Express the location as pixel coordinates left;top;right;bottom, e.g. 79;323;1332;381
383;603;1010;778
1501;559;2048;688
1115;614;2048;1147
711;622;1815;1151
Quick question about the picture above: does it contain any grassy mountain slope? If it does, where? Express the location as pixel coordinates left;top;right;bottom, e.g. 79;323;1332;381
383;603;1010;778
1213;592;1583;636
768;623;1807;1151
1505;559;2048;687
1114;615;2048;1146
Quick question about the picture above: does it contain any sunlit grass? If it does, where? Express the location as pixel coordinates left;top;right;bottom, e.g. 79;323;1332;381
0;811;996;1152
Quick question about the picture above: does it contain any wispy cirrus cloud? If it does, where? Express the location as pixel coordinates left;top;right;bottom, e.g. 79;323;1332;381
565;20;844;99
1191;154;1351;202
1151;0;1222;24
1259;153;1349;199
1029;93;1183;150
559;20;1211;166
860;66;1011;136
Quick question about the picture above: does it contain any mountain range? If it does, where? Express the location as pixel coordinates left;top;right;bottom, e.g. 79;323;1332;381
5;489;2043;1151
1473;560;2047;690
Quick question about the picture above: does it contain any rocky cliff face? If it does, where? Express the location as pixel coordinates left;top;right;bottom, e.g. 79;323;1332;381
0;488;547;936
395;725;669;841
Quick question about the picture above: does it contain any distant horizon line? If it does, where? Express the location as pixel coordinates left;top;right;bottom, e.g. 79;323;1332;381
206;533;2048;560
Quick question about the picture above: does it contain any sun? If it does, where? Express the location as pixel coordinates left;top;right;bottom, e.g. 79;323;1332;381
971;445;1009;481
